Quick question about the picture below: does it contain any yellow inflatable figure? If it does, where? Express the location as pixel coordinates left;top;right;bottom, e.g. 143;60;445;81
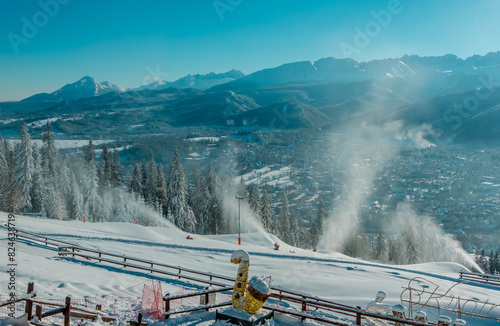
231;250;271;314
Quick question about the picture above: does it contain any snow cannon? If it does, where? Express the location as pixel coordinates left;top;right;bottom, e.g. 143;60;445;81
230;250;272;314
244;276;271;314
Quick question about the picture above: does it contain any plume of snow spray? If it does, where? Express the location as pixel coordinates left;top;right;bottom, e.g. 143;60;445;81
318;117;475;270
387;203;482;272
319;121;400;251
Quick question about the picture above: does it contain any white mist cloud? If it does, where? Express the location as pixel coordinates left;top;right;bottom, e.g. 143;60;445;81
386;202;481;272
319;121;400;251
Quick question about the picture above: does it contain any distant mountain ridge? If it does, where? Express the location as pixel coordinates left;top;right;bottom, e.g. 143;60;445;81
22;76;125;102
128;69;245;92
210;52;500;93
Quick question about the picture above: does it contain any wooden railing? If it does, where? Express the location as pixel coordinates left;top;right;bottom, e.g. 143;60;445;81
17;229;434;325
459;271;500;286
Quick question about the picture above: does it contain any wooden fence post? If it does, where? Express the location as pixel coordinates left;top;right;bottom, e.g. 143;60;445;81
25;282;34;320
356;306;362;325
35;305;42;321
64;296;71;326
164;294;170;319
301;301;307;321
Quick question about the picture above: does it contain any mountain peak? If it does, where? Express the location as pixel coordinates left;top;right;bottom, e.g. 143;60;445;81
22;76;124;102
128;69;245;92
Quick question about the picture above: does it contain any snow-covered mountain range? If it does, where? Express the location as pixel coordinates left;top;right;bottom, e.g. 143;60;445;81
22;76;125;102
211;52;500;93
4;51;500;145
129;69;245;92
18;52;500;103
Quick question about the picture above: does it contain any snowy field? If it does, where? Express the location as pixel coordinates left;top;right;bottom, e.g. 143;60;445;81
1;212;500;325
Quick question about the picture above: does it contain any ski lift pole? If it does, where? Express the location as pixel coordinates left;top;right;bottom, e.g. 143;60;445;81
236;196;244;245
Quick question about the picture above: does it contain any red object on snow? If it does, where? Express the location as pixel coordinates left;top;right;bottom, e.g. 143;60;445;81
141;279;163;319
274;243;280;250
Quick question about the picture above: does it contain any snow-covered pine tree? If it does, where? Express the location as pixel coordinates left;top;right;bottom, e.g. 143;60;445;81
3;140;21;212
401;225;422;264
15;123;34;212
156;163;168;216
30;144;43;213
85;140;96;163
374;228;389;262
129;164;143;199
41;122;61;179
67;171;84;220
83;140;104;221
190;165;204;231
144;154;158;208
278;192;290;241
99;144;111;189
58;157;72;205
248;183;260;214
110;145;121;187
315;199;328;244
165;150;196;232
259;185;274;233
203;163;225;234
289;212;301;247
304;205;314;248
197;185;212;234
140;163;148;195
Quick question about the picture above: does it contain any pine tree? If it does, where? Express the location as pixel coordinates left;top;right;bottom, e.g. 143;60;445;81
83;141;104;221
400;228;414;264
489;251;496;275
41;122;61;179
190;165;204;231
248;183;260;214
140;163;148;195
374;228;388;262
165;150;196;232
30;144;43;212
259;185;274;233
85;140;96;163
110;145;121;187
144;154;158;208
15;123;34;212
129;164;143;198
69;172;85;220
203;163;225;234
278;192;290;241
99;144;111;189
305;205;314;248
494;252;500;275
289;212;301;247
0;136;9;211
3;140;21;212
156;163;168;216
311;199;328;248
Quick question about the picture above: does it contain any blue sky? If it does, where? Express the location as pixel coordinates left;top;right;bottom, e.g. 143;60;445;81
1;0;499;101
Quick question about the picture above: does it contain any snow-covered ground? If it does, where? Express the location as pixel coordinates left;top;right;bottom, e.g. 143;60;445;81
1;212;500;325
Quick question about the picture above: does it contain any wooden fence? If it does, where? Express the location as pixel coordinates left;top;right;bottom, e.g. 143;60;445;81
459;271;500;286
14;229;437;325
0;282;146;326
